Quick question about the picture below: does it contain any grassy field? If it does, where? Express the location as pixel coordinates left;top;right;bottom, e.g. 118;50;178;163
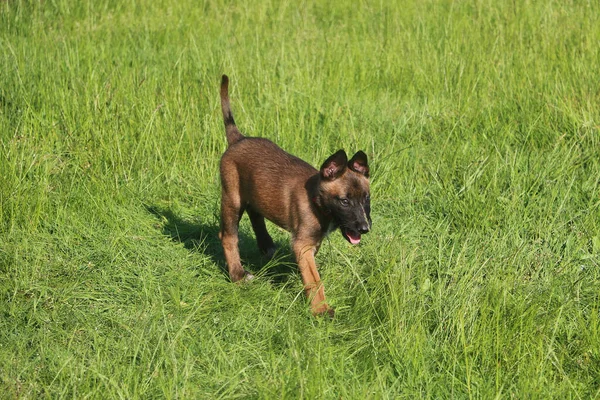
1;0;599;398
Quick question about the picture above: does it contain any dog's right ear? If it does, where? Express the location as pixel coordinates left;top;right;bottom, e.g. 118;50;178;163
320;150;347;180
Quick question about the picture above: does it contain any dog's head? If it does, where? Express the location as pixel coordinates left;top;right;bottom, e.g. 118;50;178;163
318;150;371;245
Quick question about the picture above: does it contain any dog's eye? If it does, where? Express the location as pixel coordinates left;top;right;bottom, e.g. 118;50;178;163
339;198;350;206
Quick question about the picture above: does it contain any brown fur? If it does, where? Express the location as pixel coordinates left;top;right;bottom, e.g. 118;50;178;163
218;75;371;316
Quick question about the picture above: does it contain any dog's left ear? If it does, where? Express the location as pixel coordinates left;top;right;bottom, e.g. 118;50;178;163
348;151;369;177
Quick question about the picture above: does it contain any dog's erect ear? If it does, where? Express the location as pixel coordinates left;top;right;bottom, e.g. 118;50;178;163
320;150;348;180
348;151;369;177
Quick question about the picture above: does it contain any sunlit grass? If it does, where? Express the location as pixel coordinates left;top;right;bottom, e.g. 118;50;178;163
1;0;599;397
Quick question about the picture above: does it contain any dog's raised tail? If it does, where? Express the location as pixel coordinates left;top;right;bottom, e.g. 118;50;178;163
220;75;244;146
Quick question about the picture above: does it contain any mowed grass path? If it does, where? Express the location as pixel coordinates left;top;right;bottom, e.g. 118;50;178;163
1;0;599;398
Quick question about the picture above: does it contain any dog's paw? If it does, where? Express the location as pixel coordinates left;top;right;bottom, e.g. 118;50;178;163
312;304;335;319
243;271;255;282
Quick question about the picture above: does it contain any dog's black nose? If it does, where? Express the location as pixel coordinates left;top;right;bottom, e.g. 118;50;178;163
358;224;370;234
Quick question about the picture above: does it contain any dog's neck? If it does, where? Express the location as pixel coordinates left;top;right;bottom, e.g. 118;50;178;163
307;174;338;234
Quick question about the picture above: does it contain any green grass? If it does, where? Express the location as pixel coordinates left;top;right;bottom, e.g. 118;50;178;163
1;0;599;397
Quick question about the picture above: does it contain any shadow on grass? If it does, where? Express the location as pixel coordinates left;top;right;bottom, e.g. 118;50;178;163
146;205;296;283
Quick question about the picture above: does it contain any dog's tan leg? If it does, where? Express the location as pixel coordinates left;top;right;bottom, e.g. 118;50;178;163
292;238;333;317
247;209;276;258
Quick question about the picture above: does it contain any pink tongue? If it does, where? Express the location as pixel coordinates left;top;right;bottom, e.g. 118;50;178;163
347;231;361;245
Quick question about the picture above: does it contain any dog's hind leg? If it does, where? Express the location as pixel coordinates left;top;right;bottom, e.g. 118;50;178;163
219;190;252;282
247;209;276;259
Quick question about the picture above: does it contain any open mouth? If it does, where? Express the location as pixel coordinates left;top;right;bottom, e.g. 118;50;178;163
342;228;361;245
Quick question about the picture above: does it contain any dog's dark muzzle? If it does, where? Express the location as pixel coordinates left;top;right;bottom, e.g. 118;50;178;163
341;219;371;245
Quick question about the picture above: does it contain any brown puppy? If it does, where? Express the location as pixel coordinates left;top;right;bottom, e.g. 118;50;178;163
218;75;371;316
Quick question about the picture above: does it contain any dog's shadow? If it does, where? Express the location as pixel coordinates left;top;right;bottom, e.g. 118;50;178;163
146;205;296;282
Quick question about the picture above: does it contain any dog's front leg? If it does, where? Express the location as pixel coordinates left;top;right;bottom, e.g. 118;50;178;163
293;238;334;317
